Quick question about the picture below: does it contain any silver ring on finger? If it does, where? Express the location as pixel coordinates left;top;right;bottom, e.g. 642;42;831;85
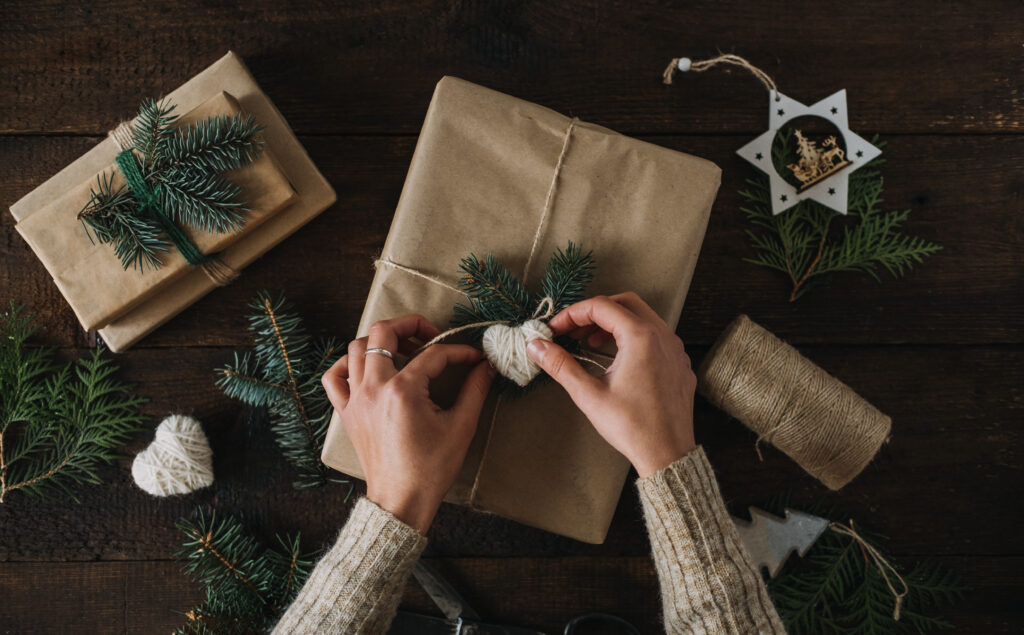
364;347;395;360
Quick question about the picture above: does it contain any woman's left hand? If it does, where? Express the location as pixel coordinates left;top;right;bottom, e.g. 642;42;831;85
321;314;495;533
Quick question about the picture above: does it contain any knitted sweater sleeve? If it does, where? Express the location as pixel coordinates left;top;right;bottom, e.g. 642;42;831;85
273;497;427;634
637;446;786;634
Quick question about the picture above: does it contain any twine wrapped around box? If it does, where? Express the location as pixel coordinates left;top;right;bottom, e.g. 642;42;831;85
697;315;890;490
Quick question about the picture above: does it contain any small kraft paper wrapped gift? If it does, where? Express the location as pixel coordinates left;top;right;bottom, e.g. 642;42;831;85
9;52;336;352
321;77;721;544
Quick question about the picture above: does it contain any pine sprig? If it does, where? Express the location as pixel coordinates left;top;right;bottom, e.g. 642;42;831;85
762;500;965;634
539;241;595;313
742;133;941;301
157;113;264;175
176;509;315;634
133;98;178;171
78;172;169;270
79;99;264;271
216;292;344;490
455;253;533;324
0;303;146;502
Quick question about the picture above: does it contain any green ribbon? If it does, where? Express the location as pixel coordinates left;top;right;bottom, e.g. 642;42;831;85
114;150;210;266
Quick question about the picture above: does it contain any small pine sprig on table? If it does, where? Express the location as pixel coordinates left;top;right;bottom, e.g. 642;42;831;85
762;499;966;634
216;292;344;490
0;303;146;503
175;508;315;634
741;131;941;301
77;98;264;272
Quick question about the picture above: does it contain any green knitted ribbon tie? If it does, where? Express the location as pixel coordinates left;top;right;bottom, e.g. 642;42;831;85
114;150;210;266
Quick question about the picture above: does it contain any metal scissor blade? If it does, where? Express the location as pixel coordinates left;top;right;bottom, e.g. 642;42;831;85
413;561;481;621
389;611;547;635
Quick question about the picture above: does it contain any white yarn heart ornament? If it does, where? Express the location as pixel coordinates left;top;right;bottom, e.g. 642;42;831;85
132;414;214;497
482;318;553;387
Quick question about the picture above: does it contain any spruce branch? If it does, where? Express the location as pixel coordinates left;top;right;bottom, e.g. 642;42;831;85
78;173;169;271
456;253;533;323
176;508;315;634
133;98;178;171
80;100;263;272
539;241;595;313
0;303;145;502
742;134;941;301
216;292;344;490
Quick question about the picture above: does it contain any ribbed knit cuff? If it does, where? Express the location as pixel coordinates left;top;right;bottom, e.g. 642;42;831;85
273;498;428;634
637;447;785;634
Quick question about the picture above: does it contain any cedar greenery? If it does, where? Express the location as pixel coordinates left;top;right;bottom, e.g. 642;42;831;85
176;508;315;634
78;98;263;271
741;130;941;301
216;292;344;490
0;303;145;502
763;500;965;634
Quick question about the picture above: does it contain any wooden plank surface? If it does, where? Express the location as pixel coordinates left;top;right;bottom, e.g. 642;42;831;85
0;1;1020;135
1;0;1021;632
0;556;1017;634
3;135;1022;349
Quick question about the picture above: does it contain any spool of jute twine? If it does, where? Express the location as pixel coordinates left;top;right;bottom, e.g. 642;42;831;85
697;315;890;490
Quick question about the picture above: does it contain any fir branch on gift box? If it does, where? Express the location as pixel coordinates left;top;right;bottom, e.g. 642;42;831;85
741;131;941;301
760;497;966;634
175;508;315;634
453;241;595;329
216;292;345;490
0;303;145;502
78;97;264;271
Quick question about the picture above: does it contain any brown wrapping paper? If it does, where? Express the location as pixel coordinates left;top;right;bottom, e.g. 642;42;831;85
16;91;296;332
9;52;337;352
321;77;720;544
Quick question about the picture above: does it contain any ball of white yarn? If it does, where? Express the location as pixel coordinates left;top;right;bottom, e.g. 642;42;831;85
482;318;554;387
132;414;214;497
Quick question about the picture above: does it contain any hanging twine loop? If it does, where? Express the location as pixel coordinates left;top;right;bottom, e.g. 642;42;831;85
830;520;909;621
662;54;780;100
107;122;239;286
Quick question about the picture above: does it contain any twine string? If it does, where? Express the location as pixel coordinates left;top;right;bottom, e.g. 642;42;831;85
830;520;909;621
697;315;891;490
522;117;578;283
107;121;238;286
662;54;779;99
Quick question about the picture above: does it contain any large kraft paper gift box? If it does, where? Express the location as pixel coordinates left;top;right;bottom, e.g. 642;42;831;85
9;52;335;352
322;77;721;544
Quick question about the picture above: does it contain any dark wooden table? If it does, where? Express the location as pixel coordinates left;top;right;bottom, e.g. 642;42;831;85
1;1;1021;632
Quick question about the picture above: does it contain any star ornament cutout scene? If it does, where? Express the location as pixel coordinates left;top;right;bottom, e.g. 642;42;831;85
737;89;882;215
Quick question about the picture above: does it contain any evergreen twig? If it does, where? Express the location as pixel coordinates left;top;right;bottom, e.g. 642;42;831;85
78;99;264;271
762;499;966;634
216;292;345;490
742;133;941;301
176;508;315;634
0;303;146;503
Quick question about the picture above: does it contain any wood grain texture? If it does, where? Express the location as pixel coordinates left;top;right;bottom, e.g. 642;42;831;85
0;1;1021;135
1;0;1021;632
0;345;1018;562
0;556;1017;634
4;135;1022;348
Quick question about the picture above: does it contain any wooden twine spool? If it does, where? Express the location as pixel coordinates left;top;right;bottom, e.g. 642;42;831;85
697;315;891;490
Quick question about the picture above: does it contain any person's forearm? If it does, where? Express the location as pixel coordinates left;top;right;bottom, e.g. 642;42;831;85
637;446;786;634
273;498;427;634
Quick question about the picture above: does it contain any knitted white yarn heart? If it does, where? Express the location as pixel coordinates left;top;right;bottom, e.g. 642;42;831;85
132;414;214;497
482;318;554;387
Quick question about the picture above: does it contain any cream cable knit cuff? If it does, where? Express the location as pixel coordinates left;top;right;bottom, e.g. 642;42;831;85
273;497;427;634
637;446;786;635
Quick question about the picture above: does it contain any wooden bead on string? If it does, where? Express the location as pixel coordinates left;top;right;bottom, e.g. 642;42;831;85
697;315;890;490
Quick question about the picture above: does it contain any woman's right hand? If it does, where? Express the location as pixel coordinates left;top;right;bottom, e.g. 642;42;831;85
525;293;697;478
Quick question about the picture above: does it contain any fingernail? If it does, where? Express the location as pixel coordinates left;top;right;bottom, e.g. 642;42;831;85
527;339;547;360
485;360;497;377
